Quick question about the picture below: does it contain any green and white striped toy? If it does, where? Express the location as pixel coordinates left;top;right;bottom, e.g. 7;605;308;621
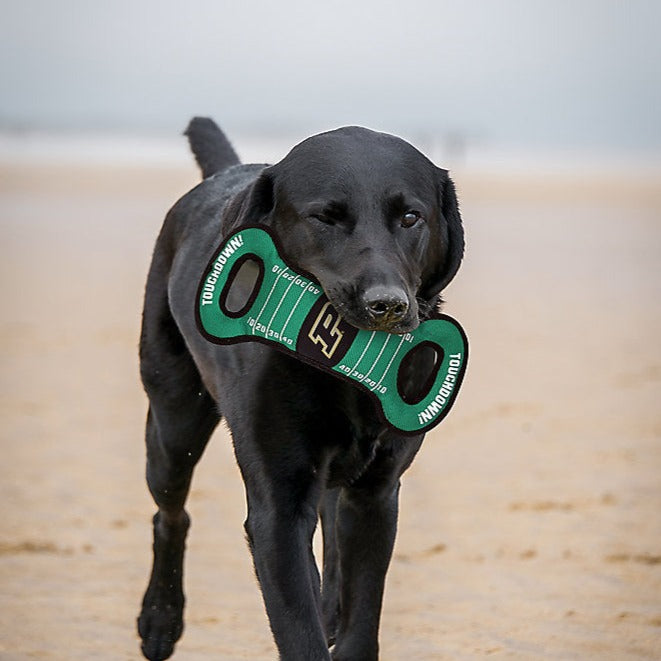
196;225;468;435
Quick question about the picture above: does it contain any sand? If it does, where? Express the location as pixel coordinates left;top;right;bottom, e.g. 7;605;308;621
0;157;660;660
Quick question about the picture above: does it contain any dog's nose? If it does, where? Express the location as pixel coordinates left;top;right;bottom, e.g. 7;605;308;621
363;286;409;323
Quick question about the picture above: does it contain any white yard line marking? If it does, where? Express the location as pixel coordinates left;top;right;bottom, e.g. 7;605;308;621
360;334;391;383
265;268;294;335
372;335;406;391
252;268;287;335
348;331;376;374
280;286;309;339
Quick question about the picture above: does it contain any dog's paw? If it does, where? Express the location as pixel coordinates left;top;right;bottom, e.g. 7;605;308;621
331;643;377;661
137;591;184;661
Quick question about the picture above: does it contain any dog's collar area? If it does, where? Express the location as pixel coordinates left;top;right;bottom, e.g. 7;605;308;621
196;225;468;435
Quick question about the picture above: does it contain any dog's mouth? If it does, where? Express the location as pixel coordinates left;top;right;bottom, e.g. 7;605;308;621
324;287;420;335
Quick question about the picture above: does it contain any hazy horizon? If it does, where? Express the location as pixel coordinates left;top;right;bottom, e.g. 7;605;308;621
2;0;660;158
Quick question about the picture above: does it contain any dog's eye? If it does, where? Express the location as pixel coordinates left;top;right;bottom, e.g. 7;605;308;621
308;213;334;226
401;211;422;228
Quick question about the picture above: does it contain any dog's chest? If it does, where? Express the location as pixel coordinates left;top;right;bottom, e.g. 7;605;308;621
320;383;388;487
326;433;381;487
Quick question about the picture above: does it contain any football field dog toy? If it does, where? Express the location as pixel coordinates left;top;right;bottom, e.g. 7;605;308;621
196;225;468;434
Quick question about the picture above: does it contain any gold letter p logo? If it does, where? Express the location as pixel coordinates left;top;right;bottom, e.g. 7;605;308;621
307;301;345;359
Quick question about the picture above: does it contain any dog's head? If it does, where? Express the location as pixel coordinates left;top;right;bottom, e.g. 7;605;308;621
226;127;464;334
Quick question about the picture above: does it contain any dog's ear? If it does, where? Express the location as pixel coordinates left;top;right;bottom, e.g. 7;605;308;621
420;169;465;302
222;168;276;232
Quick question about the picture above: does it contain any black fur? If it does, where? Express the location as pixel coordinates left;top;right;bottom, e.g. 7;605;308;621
137;118;464;660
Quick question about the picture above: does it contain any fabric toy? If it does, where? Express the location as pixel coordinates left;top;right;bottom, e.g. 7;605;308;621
197;225;468;434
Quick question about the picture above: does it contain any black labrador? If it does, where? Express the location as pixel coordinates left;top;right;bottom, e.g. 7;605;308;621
137;117;464;660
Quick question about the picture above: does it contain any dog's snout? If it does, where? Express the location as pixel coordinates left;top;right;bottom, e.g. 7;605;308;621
363;286;409;324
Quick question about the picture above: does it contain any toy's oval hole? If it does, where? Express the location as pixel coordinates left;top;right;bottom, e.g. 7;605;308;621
219;255;264;318
397;341;444;405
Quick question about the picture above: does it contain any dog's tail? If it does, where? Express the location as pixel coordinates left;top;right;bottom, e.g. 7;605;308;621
184;117;240;179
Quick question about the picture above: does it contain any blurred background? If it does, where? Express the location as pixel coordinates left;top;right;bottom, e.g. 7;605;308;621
1;1;660;659
2;0;661;166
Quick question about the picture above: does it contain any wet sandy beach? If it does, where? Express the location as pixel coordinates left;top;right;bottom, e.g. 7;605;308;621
1;153;660;659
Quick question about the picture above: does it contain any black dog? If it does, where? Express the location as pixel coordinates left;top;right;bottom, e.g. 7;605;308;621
137;118;464;660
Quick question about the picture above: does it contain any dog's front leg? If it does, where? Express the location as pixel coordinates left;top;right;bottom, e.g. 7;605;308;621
330;435;423;661
319;487;341;646
330;481;399;661
241;455;330;661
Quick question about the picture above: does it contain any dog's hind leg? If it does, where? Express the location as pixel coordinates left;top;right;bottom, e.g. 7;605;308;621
137;259;220;661
137;399;217;661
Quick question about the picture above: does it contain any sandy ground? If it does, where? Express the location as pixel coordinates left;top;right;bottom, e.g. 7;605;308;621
1;155;660;660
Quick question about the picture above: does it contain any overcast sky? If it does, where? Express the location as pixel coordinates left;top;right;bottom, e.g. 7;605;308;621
1;0;660;154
